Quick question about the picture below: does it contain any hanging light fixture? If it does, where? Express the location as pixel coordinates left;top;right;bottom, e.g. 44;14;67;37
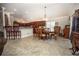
43;4;48;21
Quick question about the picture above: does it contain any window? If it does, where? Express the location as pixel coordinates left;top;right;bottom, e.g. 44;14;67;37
46;20;55;31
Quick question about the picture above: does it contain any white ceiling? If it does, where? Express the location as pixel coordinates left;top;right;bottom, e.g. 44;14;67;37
0;3;79;19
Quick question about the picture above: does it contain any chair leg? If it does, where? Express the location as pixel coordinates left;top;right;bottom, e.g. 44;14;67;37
72;48;76;55
54;35;57;40
0;47;4;55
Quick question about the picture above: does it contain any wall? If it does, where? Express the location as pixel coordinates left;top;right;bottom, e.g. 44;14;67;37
9;4;79;29
53;16;70;30
19;4;75;30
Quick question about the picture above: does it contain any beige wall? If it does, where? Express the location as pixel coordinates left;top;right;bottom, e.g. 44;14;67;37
10;3;79;29
24;4;79;30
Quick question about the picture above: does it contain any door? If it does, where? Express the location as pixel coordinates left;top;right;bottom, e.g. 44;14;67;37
5;14;9;26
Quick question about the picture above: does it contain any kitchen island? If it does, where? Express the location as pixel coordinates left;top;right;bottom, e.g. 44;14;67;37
19;27;33;38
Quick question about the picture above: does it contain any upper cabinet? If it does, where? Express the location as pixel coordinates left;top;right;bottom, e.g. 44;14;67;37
72;9;79;32
0;7;3;32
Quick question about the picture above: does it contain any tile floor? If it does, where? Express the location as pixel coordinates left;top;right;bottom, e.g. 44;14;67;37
2;36;72;56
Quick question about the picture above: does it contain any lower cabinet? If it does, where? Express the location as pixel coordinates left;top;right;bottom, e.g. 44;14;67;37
72;32;79;55
20;27;33;38
0;37;7;55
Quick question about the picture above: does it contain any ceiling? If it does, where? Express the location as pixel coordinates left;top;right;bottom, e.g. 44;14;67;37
0;3;79;19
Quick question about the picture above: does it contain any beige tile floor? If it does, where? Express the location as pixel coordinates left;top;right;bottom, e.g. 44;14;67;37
2;36;72;56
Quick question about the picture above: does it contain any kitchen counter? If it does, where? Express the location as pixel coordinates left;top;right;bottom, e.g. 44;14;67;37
19;27;33;38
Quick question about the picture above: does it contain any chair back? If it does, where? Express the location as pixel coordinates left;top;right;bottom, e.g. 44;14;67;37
5;26;12;32
13;26;19;31
54;26;61;35
36;28;44;37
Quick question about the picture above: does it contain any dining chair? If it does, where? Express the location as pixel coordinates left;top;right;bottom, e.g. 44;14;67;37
36;28;47;40
54;26;61;36
48;26;61;40
13;26;21;39
5;26;12;40
5;26;21;40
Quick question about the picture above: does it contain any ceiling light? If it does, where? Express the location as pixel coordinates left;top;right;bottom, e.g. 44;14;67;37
14;8;17;12
43;4;48;21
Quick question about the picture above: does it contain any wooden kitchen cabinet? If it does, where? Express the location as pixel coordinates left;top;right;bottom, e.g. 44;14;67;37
63;25;70;38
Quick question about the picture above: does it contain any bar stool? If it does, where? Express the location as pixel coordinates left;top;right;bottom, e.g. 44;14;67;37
5;26;21;40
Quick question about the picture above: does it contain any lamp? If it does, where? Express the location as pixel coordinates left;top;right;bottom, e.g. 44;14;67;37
43;4;48;21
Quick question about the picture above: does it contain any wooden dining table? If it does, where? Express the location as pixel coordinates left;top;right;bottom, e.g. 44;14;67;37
43;28;57;40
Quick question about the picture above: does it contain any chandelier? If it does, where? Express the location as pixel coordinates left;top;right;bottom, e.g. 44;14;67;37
43;4;48;21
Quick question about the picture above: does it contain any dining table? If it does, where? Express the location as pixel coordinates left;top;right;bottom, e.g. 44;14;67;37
43;28;57;40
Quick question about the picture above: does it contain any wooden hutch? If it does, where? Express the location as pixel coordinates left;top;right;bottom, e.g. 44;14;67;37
70;9;79;55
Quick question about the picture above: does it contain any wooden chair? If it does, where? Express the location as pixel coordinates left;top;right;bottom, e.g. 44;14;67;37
63;25;70;38
13;26;21;39
54;26;61;39
35;28;39;37
5;26;12;39
49;26;61;40
54;26;61;36
5;26;21;40
36;28;47;40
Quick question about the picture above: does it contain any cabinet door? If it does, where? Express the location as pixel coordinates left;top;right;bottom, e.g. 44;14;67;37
72;17;77;32
72;17;75;32
0;11;3;32
76;18;79;32
5;14;9;26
